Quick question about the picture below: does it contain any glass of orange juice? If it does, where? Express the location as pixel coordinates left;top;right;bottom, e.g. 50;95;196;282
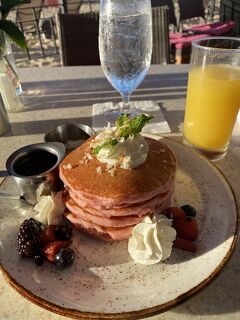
183;37;240;161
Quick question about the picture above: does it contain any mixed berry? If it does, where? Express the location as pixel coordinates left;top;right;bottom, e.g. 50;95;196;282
17;219;75;268
164;204;199;253
17;204;198;269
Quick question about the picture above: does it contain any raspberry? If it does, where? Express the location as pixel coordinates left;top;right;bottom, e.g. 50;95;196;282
173;237;198;253
172;216;198;241
164;207;186;219
42;240;72;262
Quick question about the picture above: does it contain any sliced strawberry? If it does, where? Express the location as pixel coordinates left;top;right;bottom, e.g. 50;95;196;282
164;207;186;219
173;237;198;253
40;225;58;246
173;217;198;241
42;240;71;262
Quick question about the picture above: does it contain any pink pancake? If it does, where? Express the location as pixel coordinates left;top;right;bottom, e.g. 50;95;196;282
66;200;147;227
60;136;177;241
65;192;172;231
60;137;177;209
65;212;133;241
68;187;174;217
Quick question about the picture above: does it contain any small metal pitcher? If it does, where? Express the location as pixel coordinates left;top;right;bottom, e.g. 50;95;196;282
0;142;65;205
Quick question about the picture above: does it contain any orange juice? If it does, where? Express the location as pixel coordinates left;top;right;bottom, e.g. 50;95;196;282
183;64;240;151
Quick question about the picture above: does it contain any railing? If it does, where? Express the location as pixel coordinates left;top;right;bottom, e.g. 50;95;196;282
60;0;99;14
220;0;240;35
12;1;100;61
15;5;58;60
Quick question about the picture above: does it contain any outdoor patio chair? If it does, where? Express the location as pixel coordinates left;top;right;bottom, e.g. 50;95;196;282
220;0;240;36
15;0;44;59
61;1;98;14
178;0;235;35
170;0;235;63
56;12;100;66
152;6;171;64
170;32;209;63
62;0;81;13
178;0;206;27
151;0;177;28
16;0;43;31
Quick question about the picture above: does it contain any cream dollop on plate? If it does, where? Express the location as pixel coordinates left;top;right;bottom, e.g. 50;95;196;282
34;192;66;225
128;214;176;265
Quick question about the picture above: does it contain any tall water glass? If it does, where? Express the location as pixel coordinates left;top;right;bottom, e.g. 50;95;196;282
99;0;152;120
183;37;240;161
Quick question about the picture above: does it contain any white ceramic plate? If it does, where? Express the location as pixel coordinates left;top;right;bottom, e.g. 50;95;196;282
0;136;238;319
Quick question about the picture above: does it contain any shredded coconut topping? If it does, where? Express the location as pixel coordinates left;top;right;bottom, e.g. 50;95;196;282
79;152;94;165
63;164;72;170
105;163;117;176
96;166;102;174
108;168;115;177
84;153;93;160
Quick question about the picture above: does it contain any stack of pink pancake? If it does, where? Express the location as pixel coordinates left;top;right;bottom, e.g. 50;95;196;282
59;136;177;241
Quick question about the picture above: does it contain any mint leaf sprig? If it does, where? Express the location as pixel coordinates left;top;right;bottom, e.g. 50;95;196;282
93;114;153;155
115;114;153;140
92;138;118;156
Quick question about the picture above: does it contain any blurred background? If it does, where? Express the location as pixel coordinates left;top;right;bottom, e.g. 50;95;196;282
8;0;240;68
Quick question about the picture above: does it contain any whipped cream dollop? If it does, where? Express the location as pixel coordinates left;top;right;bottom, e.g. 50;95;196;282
34;192;66;225
128;214;176;265
91;126;149;169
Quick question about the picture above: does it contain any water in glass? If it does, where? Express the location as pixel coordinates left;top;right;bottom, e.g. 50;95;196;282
99;0;152;120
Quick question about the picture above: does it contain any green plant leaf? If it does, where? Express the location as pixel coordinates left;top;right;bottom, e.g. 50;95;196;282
0;20;26;49
115;114;153;139
1;0;31;18
116;114;128;128
93;138;118;155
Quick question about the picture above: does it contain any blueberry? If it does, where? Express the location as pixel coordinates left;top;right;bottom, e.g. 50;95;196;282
55;248;75;268
34;253;44;266
180;204;197;217
55;225;72;241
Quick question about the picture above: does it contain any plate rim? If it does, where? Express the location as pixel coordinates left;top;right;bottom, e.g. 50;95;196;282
0;135;239;320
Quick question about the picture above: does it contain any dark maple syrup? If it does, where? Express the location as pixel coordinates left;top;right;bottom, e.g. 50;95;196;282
13;149;58;176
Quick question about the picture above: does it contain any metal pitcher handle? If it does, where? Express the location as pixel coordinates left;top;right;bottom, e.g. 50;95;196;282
0;170;9;177
0;170;22;200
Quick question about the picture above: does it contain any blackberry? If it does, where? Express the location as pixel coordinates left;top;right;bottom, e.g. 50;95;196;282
34;253;44;266
17;218;42;257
